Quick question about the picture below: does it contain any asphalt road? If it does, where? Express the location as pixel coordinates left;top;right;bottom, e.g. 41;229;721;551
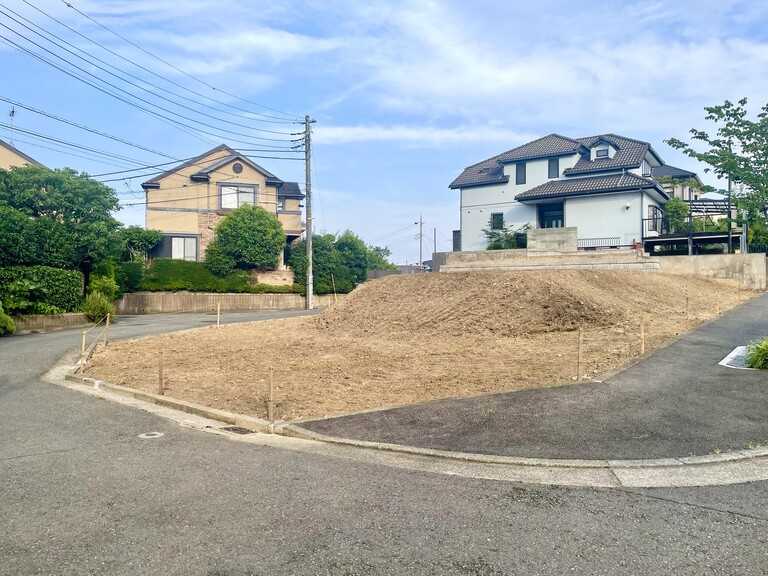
301;292;768;460
2;311;768;575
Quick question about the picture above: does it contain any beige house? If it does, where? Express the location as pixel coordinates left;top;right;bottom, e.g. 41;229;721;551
141;145;304;264
0;138;44;170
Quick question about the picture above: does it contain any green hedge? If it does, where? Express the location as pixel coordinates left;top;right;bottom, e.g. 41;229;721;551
135;259;302;294
0;266;83;315
114;261;143;294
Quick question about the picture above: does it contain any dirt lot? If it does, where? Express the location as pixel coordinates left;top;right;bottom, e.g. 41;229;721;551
86;271;755;421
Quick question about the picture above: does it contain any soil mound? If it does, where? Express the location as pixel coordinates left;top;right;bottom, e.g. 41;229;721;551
315;270;660;337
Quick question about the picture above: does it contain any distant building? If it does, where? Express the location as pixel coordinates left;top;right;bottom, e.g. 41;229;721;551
141;144;304;264
0;138;44;170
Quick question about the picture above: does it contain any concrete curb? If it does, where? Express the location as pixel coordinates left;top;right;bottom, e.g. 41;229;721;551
63;371;768;472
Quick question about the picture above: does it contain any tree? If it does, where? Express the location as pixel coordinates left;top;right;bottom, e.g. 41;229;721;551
666;98;768;221
483;223;531;250
0;165;122;278
663;197;690;233
121;226;163;261
213;205;286;270
335;230;368;286
366;245;397;270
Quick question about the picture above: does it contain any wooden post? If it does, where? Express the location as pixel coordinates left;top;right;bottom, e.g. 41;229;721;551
577;328;583;380
267;369;275;423
158;352;164;395
79;331;87;373
686;296;690;328
104;313;110;347
331;274;338;304
217;302;221;328
640;315;646;355
716;290;721;315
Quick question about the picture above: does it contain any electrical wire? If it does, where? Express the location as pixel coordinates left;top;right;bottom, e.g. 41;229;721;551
58;0;299;121
21;0;299;124
0;21;295;144
0;4;296;136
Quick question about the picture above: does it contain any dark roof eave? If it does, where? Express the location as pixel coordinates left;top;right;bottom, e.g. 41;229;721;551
498;150;580;164
449;176;509;190
564;163;641;176
141;182;160;189
516;183;666;203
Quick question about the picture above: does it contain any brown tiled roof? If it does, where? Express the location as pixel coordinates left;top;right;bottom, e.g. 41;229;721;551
515;172;666;201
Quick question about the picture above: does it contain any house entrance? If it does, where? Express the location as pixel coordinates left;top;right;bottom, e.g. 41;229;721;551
538;202;564;228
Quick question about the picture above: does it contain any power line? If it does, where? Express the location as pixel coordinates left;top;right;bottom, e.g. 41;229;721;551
58;0;299;121
0;21;294;144
21;0;298;125
0;4;296;136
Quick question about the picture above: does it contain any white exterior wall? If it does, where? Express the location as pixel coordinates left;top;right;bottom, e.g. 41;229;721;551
460;185;537;251
565;191;661;246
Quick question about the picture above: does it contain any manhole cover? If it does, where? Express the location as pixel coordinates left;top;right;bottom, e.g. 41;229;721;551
220;426;256;435
138;432;165;439
719;346;755;370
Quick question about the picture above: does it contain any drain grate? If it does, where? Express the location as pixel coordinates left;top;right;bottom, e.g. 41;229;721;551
220;425;256;435
719;346;754;370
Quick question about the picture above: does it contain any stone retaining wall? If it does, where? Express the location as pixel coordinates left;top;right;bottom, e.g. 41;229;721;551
115;292;342;315
12;313;91;333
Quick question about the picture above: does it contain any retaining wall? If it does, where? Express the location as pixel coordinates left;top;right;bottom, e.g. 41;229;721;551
655;253;767;290
115;292;342;315
12;313;91;333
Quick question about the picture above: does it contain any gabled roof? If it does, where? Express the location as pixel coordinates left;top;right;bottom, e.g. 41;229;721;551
141;144;283;188
515;172;668;202
564;134;660;176
0;138;44;168
449;134;584;189
277;181;304;199
651;164;701;183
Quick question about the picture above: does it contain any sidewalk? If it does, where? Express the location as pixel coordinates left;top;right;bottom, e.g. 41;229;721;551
298;292;768;461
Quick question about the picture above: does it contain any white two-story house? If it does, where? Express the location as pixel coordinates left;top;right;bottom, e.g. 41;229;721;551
450;133;684;251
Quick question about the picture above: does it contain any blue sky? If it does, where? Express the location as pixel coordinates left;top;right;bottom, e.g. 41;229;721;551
2;0;768;264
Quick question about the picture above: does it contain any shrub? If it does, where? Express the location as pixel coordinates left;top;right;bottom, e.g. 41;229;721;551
0;301;15;335
82;291;115;322
114;261;144;294
215;205;286;270
87;275;119;301
0;266;82;314
204;240;236;277
745;337;768;370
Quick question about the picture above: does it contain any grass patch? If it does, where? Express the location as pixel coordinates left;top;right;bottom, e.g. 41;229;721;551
745;336;768;370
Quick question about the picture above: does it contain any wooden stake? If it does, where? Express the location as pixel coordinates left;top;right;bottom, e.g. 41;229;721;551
79;331;86;373
158;352;164;395
217;302;221;328
716;290;721;315
686;296;690;328
577;328;583;380
104;313;110;347
640;315;646;355
267;369;275;423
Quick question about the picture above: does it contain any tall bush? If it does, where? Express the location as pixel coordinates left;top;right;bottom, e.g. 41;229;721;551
0;266;82;314
0;300;15;334
215;205;286;270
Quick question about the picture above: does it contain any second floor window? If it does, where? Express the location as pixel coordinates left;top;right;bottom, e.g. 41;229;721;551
220;185;257;209
548;158;559;179
516;162;526;185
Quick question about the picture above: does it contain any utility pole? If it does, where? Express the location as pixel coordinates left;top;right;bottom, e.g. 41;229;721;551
304;115;316;309
433;227;437;257
414;215;423;271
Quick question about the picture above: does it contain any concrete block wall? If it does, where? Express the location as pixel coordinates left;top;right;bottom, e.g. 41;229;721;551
115;292;342;315
655;253;767;290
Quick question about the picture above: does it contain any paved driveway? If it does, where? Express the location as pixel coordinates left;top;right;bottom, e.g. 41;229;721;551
300;293;768;460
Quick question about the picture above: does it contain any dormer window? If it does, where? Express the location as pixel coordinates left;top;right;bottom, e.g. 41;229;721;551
595;147;609;159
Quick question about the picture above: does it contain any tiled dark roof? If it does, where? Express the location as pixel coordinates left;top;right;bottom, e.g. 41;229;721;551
0;138;44;167
515;172;667;202
496;134;583;163
564;134;650;175
449;134;583;189
278;181;304;198
652;164;699;180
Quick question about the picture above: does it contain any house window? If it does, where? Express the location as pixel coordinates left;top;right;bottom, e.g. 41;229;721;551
641;160;651;176
548;158;559;179
490;213;504;230
171;237;198;261
220;184;258;209
515;162;526;185
595;147;609;159
647;205;662;233
277;196;286;211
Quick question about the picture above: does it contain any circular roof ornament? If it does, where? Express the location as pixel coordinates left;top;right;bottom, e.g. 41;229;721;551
232;162;243;174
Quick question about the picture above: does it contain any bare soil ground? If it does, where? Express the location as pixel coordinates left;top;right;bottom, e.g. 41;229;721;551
86;271;755;421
